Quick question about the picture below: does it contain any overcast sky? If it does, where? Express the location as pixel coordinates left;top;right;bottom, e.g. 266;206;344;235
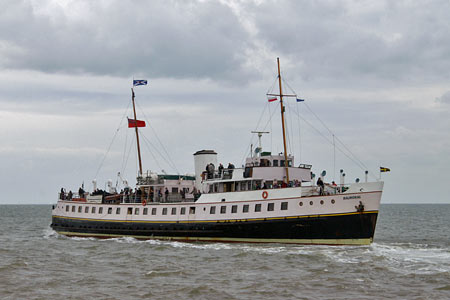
1;0;450;204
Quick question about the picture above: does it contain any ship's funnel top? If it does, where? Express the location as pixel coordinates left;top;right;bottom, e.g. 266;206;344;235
194;150;217;156
193;150;218;192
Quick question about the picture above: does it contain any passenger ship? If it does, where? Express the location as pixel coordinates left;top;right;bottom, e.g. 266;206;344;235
51;59;384;245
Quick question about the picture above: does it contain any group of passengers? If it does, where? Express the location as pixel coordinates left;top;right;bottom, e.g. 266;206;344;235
205;162;235;179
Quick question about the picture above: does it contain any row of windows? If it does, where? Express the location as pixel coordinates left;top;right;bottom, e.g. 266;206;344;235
65;202;291;216
64;199;338;216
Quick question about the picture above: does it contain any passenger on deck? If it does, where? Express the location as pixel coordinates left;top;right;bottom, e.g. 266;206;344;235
227;163;235;176
317;177;325;195
206;163;215;179
60;188;65;200
218;163;224;177
78;187;85;198
164;188;169;201
68;190;73;200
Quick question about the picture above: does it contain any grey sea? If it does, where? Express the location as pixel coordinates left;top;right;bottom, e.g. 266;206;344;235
1;204;449;300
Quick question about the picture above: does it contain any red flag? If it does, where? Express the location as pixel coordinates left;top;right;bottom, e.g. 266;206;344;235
128;118;146;128
268;97;278;102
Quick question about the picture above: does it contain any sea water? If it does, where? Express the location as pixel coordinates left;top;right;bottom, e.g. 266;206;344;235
0;204;449;299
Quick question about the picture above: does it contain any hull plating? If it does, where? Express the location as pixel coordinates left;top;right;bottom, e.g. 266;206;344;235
51;211;378;245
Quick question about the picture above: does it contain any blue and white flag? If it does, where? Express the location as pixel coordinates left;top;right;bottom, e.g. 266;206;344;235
133;80;148;86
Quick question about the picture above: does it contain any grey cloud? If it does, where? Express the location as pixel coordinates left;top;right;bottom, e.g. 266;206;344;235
0;0;253;81
247;0;450;85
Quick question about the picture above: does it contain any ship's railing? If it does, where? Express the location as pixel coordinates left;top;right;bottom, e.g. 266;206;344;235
58;191;196;204
203;168;236;181
59;192;83;201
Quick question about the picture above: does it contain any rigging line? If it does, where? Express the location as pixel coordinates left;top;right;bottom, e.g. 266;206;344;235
303;102;334;137
140;132;164;172
282;77;299;97
333;135;370;171
140;132;177;174
291;108;368;172
135;101;179;174
268;100;273;153
288;100;295;155
121;120;129;174
303;101;372;174
94;100;131;179
240;102;269;166
275;74;376;178
121;133;135;177
266;75;279;95
296;99;302;163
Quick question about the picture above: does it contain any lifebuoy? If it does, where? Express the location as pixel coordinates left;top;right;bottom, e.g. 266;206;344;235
142;200;147;206
262;191;268;199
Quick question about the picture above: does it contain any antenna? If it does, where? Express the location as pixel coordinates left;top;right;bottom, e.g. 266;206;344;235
251;131;269;156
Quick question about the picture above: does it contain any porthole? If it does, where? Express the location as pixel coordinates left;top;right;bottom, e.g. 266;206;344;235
331;199;335;204
299;202;303;206
320;200;324;205
309;201;313;206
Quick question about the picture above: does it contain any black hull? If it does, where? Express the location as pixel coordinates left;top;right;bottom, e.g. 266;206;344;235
51;211;378;245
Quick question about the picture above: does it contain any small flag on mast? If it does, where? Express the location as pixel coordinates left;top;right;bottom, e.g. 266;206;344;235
268;97;278;102
296;98;305;102
380;167;390;172
133;80;147;86
128;118;146;128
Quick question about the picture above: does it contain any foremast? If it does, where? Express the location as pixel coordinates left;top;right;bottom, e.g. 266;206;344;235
131;88;143;175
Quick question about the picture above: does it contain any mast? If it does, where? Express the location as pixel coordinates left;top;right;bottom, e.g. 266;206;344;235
131;88;143;176
277;57;290;184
